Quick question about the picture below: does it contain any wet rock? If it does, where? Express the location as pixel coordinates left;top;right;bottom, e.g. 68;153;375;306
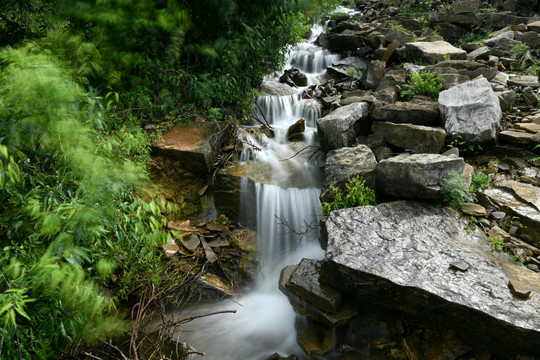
153;122;232;175
439;78;502;145
371;98;440;126
320;145;377;203
461;203;487;217
287;119;305;142
229;229;258;251
371;122;446;154
213;168;242;223
321;200;540;357
259;80;297;96
317;102;370;152
327;57;369;79
498;180;540;211
482;187;540;242
376;154;465;200
279;68;308;87
402;328;472;360
405;41;467;64
197;272;235;300
296;317;335;357
284;258;341;313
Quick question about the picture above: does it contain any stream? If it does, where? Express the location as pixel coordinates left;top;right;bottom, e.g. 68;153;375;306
176;24;342;360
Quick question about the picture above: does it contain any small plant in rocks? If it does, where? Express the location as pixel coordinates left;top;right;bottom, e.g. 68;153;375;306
489;235;505;251
399;70;445;101
321;175;376;215
442;171;472;209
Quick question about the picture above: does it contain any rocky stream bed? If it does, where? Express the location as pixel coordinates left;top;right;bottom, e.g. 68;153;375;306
150;0;540;358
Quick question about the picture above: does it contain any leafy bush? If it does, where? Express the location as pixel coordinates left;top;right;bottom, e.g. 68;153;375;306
442;171;472;209
321;176;376;215
489;236;504;251
447;131;483;154
470;169;493;194
400;70;445;101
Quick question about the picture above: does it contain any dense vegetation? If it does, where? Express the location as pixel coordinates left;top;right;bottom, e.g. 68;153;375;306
0;0;338;358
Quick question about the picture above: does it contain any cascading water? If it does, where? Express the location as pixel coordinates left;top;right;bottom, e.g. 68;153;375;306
175;25;340;360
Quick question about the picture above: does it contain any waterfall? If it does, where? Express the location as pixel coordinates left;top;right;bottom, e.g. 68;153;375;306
176;25;340;359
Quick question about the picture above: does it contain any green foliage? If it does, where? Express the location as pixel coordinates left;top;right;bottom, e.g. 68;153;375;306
529;144;540;163
470;169;493;194
400;0;434;13
400;70;445;101
447;131;483;154
510;43;529;59
321;176;377;215
0;47;171;358
489;236;504;251
442;171;471;209
458;26;493;44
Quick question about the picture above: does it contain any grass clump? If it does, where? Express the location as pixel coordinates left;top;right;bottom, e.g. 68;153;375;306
321;176;376;215
399;70;445;101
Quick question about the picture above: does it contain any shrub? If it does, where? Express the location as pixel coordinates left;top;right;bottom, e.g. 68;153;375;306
442;171;472;209
321;176;376;215
400;70;445;101
470;169;493;195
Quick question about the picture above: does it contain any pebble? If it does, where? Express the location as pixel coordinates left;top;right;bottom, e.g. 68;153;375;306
449;260;470;272
527;264;539;272
491;211;506;220
509;226;520;235
508;279;532;299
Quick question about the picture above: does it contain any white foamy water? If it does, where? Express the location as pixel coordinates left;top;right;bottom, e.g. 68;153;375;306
174;25;340;360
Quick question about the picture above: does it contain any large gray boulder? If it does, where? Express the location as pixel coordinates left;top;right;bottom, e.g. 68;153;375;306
405;41;467;64
370;98;440;126
438;78;502;145
321;201;540;357
317;102;370;153
327;57;369;79
371;122;446;154
321;145;377;203
376;153;465;199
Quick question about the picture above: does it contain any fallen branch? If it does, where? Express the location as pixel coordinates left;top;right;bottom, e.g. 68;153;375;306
279;145;320;162
169;310;238;327
253;101;274;130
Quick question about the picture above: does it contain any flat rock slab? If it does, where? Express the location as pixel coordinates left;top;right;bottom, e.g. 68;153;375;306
507;75;540;88
371;121;446;154
515;123;540;133
371;99;439;125
321;201;540;357
499;130;535;145
498;180;540;212
405;41;467;64
153;122;231;175
376;153;465;199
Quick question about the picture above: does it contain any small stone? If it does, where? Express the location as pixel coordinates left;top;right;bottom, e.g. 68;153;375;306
183;234;200;252
200;238;217;263
461;203;487;217
509;226;520;235
491;211;506;220
207;238;230;247
449;260;470;272
527;263;539;272
487;225;510;240
508;279;532;299
442;147;460;157
207;222;228;232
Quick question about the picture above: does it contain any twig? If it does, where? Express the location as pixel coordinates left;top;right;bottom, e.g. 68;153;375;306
186;350;206;356
279;145;320;161
275;214;320;241
100;341;130;360
81;352;103;360
169;310;237;326
253;101;274;130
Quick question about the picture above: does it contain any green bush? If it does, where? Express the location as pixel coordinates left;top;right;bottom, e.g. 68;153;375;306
321;176;376;215
442;171;472;209
400;70;445;101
